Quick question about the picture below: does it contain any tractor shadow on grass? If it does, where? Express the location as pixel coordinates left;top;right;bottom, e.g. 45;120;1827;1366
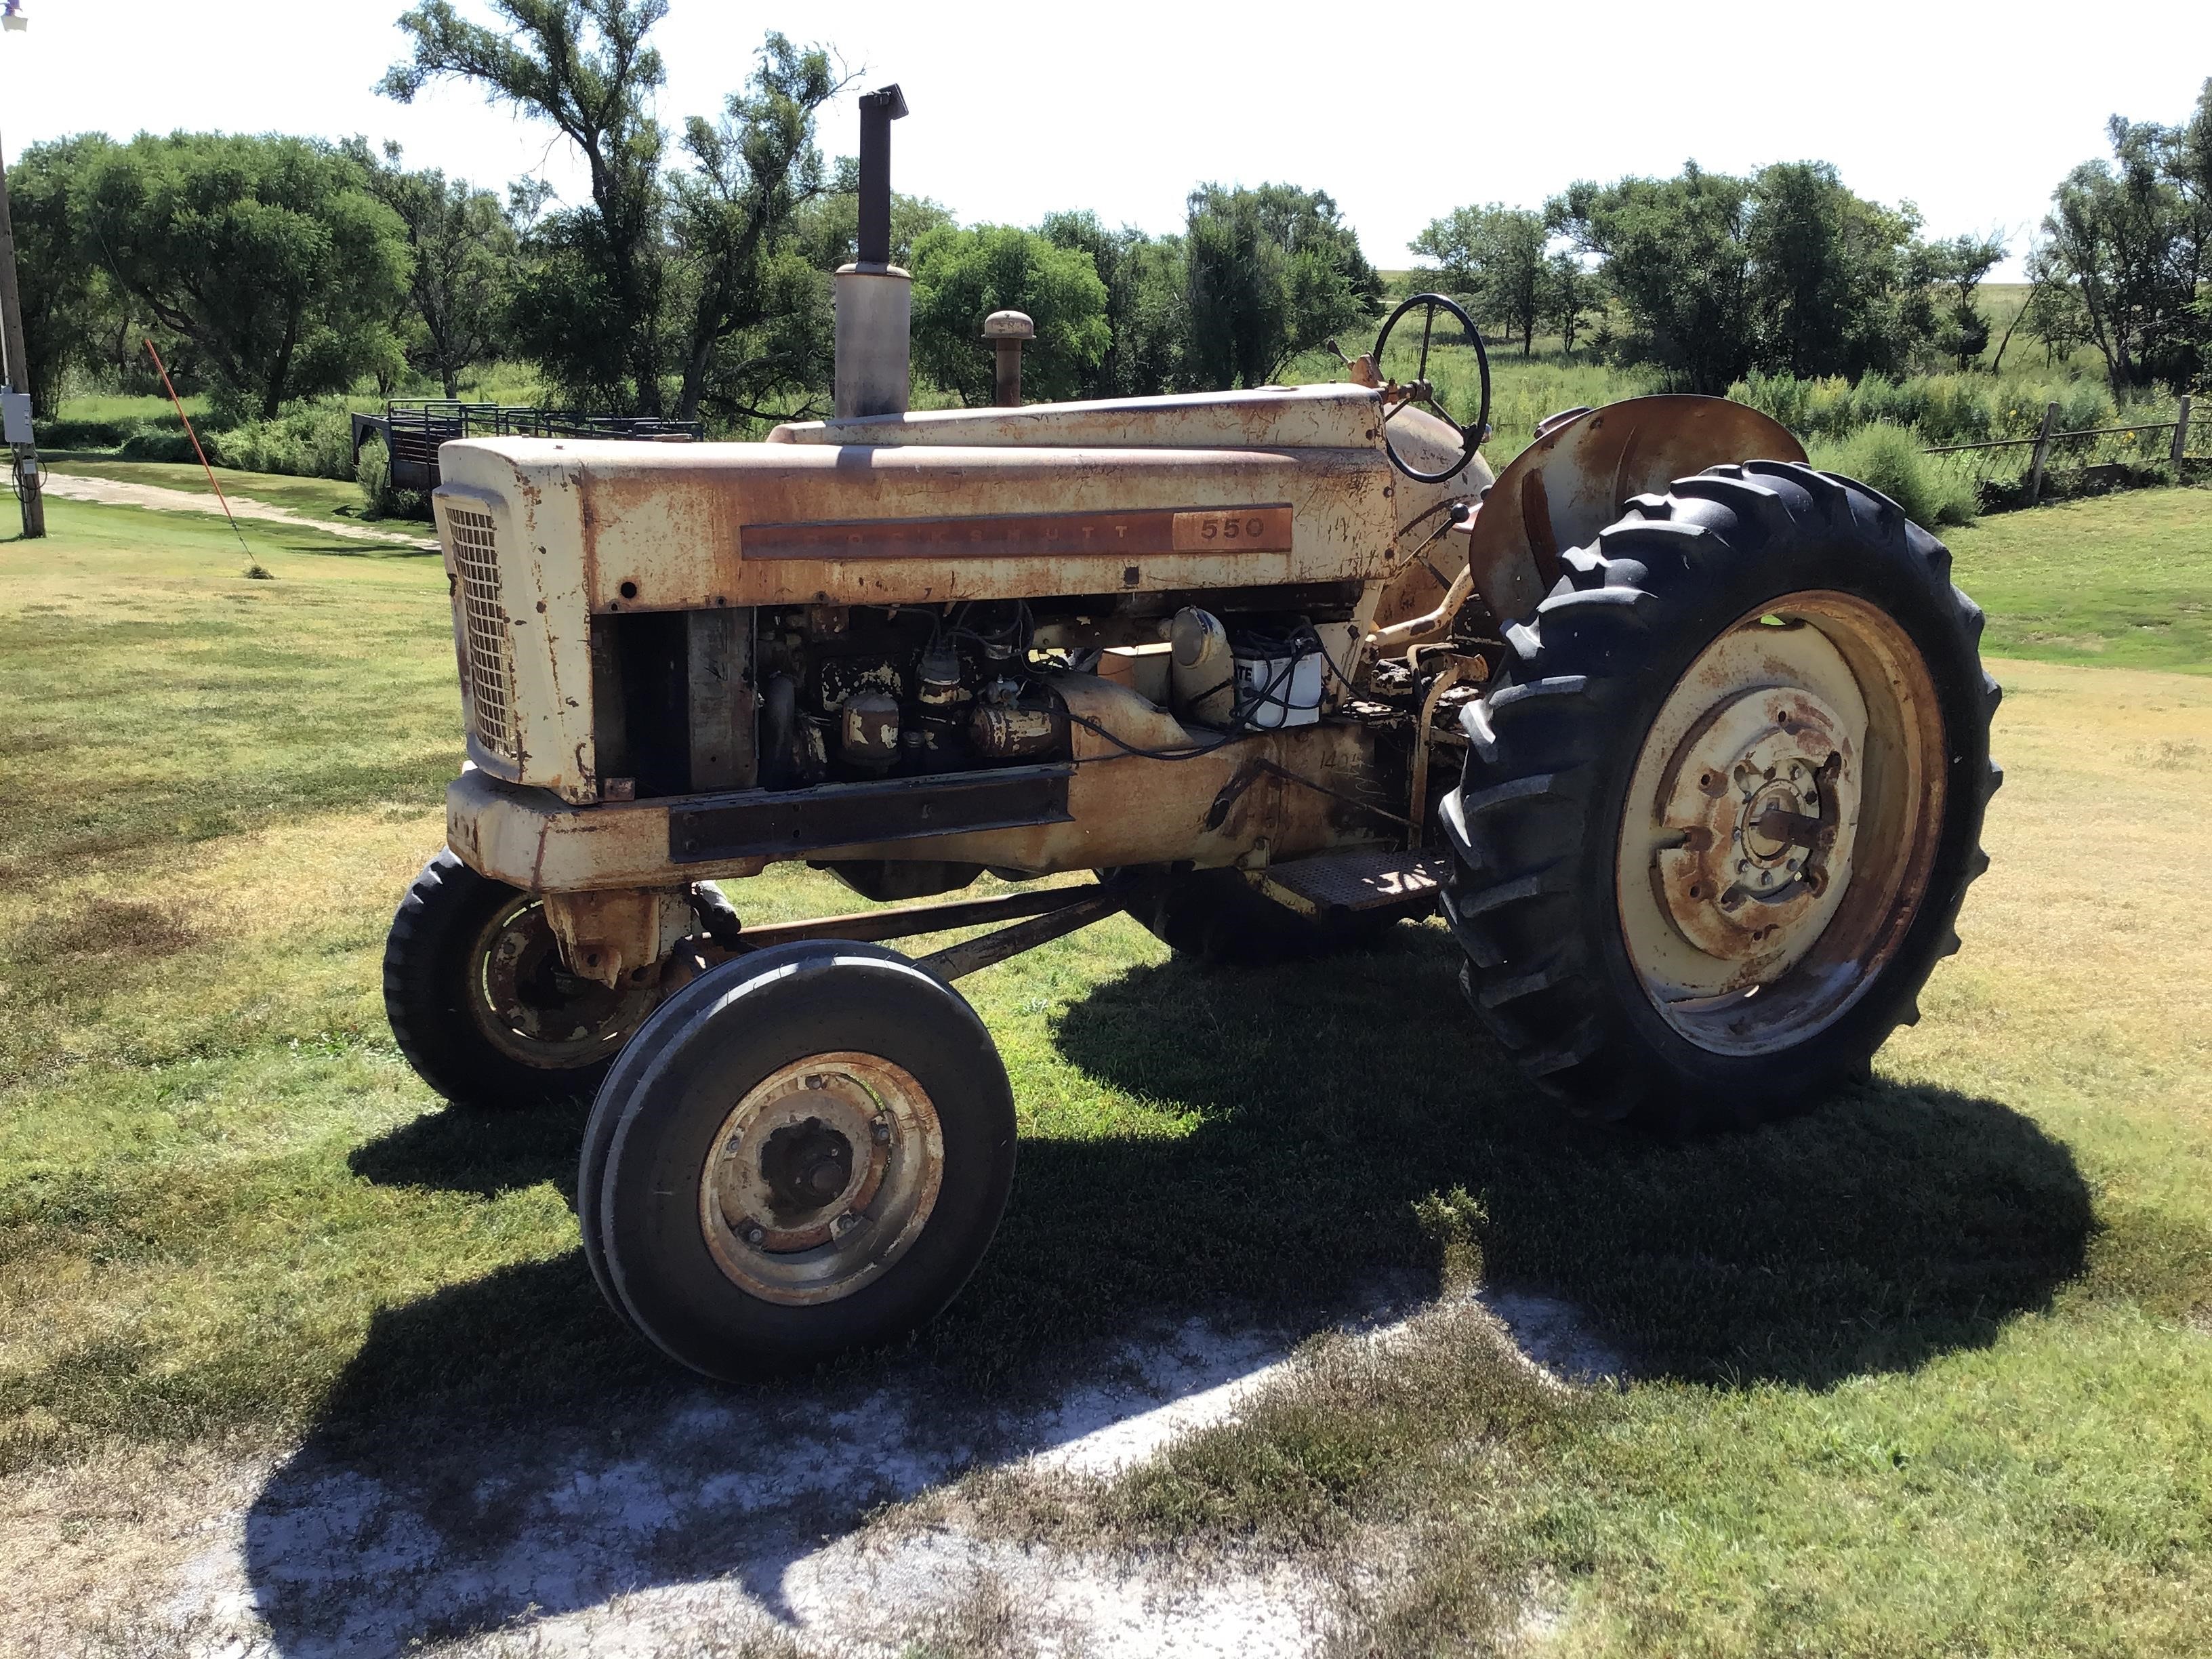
242;921;2089;1655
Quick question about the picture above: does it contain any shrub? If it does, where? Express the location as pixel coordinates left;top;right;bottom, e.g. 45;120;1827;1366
208;403;356;480
1811;422;1978;527
117;426;206;463
354;441;432;521
1729;370;2127;451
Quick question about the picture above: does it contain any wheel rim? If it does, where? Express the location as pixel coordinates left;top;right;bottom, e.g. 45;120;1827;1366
466;894;656;1071
698;1052;945;1306
1614;591;1945;1057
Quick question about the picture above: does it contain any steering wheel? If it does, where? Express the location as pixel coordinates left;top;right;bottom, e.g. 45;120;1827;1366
1371;292;1492;484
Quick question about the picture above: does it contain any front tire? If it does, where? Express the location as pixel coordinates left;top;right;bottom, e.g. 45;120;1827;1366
1439;461;2000;1129
581;942;1017;1378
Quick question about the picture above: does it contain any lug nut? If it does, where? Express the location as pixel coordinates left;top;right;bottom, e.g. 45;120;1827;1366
872;1117;892;1144
832;1212;862;1237
743;1224;766;1246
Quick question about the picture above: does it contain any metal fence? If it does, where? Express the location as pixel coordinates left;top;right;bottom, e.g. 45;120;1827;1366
1923;396;2203;506
350;401;706;493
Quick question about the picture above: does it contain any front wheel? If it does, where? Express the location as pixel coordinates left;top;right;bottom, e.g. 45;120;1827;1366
579;942;1017;1378
1439;461;2001;1129
384;852;668;1108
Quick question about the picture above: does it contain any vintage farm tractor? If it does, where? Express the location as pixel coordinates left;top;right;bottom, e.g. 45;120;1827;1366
382;92;1998;1378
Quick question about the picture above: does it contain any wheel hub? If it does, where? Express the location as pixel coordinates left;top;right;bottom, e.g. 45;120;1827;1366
699;1054;943;1305
471;895;655;1068
1654;684;1859;972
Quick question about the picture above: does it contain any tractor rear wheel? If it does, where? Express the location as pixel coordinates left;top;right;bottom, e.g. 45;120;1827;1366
1438;461;2000;1130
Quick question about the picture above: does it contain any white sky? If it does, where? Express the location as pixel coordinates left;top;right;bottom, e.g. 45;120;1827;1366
4;0;2209;281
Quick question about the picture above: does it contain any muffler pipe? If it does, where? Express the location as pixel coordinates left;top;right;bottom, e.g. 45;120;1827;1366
834;84;912;419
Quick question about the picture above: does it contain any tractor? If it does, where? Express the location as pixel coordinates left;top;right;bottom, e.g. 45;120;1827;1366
383;90;1998;1378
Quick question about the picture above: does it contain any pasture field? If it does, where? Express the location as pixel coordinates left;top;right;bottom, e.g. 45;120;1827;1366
0;488;2208;1655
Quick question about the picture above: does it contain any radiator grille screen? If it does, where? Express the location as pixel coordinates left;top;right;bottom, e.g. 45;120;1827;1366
445;505;518;764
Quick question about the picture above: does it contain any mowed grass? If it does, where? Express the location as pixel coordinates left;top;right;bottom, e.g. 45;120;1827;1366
2;489;2210;1652
37;455;377;527
1947;487;2212;673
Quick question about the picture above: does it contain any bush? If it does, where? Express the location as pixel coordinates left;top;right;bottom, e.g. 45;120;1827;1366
38;417;149;449
1729;370;2126;449
354;441;432;521
208;403;356;480
117;426;206;463
1811;422;1978;527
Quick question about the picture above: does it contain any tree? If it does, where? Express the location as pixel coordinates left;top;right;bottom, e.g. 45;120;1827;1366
351;140;519;398
4;136;108;418
2019;242;2092;367
1743;160;1927;380
797;180;953;272
1923;232;2006;370
908;224;1108;405
1040;210;1185;397
1183;183;1378;389
385;5;857;422
1409;204;1547;353
79;133;411;418
384;0;674;411
1541;250;1599;356
1553;160;1938;390
2040;98;2211;394
1554;165;1755;392
667;34;849;423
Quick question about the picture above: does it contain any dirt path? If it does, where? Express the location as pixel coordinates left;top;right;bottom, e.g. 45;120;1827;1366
41;470;439;550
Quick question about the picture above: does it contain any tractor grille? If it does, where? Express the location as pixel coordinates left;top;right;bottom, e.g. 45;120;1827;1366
445;505;518;764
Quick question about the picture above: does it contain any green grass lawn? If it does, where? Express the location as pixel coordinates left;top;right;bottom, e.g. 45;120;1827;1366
1;487;2208;1653
1946;489;2212;672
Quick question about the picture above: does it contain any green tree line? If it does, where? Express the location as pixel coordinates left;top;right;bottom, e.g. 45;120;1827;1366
10;1;2205;428
1414;77;2212;399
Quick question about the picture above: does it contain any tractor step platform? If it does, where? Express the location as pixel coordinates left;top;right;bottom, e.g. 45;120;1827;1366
1258;848;1452;922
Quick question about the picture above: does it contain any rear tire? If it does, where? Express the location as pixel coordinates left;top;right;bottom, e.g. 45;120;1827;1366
581;942;1017;1378
1437;461;2000;1130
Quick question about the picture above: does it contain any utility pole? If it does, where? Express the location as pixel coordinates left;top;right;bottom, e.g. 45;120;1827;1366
0;123;45;538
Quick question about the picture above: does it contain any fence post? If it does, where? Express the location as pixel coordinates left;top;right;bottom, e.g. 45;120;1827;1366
2173;396;2192;476
2027;401;2060;505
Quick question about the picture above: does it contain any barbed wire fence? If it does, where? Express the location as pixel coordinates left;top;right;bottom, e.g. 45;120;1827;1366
1925;397;2203;510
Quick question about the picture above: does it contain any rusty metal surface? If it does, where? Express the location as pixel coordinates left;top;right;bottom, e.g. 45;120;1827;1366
541;886;693;987
1613;590;1943;1057
438;438;1395;615
1460;395;1809;630
1365;402;1495;637
669;765;1072;865
738;501;1296;562
1406;653;1490;843
769;383;1384;450
430;383;1498;805
731;886;1101;949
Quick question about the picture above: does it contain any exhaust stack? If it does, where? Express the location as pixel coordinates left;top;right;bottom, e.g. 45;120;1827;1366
834;84;911;419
